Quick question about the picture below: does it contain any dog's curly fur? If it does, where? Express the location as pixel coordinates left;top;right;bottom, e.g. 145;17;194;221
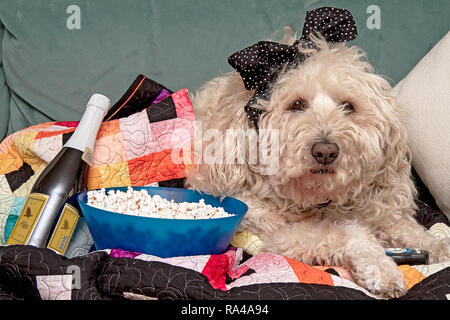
186;30;450;298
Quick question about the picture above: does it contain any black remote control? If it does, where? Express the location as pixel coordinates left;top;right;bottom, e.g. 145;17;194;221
385;248;429;265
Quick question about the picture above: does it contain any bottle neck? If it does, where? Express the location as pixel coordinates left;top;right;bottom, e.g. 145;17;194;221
64;104;106;154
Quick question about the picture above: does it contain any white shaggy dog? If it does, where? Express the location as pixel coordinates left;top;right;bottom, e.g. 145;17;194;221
186;31;450;298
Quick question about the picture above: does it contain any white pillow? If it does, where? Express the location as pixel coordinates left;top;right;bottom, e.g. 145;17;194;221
391;31;450;219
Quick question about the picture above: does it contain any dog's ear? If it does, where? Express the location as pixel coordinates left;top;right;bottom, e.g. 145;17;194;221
185;82;255;197
186;67;271;197
369;83;417;206
185;122;253;197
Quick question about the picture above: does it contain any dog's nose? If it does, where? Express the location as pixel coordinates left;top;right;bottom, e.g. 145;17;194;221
311;142;339;165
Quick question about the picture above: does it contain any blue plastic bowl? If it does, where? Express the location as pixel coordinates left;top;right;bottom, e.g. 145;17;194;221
77;186;248;257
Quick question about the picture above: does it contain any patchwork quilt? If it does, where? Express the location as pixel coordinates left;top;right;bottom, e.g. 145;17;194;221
0;75;194;255
0;75;449;300
0;244;448;300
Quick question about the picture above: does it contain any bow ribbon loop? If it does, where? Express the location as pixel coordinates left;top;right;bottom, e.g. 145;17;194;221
301;7;357;43
227;6;358;130
228;41;299;90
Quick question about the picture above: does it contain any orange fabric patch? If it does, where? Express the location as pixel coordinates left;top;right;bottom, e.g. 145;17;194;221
87;161;131;190
285;257;334;286
398;265;426;290
128;149;187;185
35;127;75;140
97;120;120;139
0;143;23;174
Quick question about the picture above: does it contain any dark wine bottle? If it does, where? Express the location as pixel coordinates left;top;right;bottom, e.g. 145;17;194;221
7;94;110;253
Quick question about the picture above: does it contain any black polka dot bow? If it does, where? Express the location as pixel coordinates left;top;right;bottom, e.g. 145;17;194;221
228;7;357;130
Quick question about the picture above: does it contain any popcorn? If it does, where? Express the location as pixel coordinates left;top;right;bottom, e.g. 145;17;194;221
86;187;234;219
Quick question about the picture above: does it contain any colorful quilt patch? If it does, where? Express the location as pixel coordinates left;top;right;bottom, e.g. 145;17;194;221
0;85;195;245
127;149;187;186
91;129;127;168
101;247;450;300
0;143;23;175
87;161;131;190
146;96;177;123
4;162;34;192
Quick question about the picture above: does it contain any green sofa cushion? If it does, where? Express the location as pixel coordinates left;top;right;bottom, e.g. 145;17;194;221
0;0;449;140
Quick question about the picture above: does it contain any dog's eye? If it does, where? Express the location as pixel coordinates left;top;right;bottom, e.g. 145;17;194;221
340;102;355;114
289;99;308;112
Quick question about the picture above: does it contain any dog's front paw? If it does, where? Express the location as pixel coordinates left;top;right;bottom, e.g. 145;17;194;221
353;258;407;298
427;238;450;263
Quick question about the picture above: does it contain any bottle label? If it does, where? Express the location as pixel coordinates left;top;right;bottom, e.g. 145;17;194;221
7;193;49;245
81;147;93;166
47;203;79;255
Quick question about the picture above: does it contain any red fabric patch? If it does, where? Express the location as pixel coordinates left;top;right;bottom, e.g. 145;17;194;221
53;121;79;128
201;253;233;291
